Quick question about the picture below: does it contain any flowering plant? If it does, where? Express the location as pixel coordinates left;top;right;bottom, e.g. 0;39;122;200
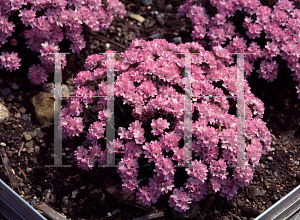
60;38;272;212
177;0;300;98
0;0;126;85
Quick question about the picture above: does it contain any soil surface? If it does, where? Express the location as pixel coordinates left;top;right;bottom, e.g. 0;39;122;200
1;0;300;220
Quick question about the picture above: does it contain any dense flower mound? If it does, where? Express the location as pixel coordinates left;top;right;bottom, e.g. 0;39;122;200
177;0;300;98
59;38;271;212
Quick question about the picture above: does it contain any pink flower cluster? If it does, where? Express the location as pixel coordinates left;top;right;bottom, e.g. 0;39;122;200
0;0;126;85
177;0;300;98
0;51;21;72
60;39;272;212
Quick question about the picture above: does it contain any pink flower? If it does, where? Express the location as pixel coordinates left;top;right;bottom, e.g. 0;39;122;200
154;156;175;177
272;9;288;26
149;174;174;195
27;64;48;85
212;13;226;26
151;118;170;136
257;59;279;83
159;131;182;151
86;121;106;142
186;160;208;183
18;8;36;27
265;41;280;57
0;51;21;72
246;23;263;39
142;140;162;162
168;187;192;212
209;159;228;180
136;185;160;206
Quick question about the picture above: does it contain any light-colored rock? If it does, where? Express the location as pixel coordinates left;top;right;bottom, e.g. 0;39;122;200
41;82;70;97
6;94;15;102
27;147;34;154
25;140;34;149
29;92;54;126
34;146;40;155
19;106;27;114
129;14;145;23
10;83;19;90
23;132;32;141
0;103;10;123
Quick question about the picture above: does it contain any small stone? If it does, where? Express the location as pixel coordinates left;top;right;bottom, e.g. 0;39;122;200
237;199;244;207
173;37;182;45
141;0;152;6
294;161;299;165
35;146;41;155
269;147;275;151
254;189;266;197
129;14;145;23
266;170;270;175
19;106;27;114
27;147;34;154
0;104;10;123
71;189;79;199
271;195;278;202
149;32;163;39
89;189;105;205
10;83;19;90
0;142;6;147
109;26;115;32
23;132;32;141
18;182;25;187
26;167;32;173
62;196;69;204
116;27;122;32
6;94;15;102
44;190;56;204
62;207;68;213
6;151;13;158
21;115;28;122
16;95;23;102
165;4;173;12
25;140;34;149
68;86;74;93
267;156;273;161
1;88;11;96
156;16;164;26
29;199;37;205
24;187;30;194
